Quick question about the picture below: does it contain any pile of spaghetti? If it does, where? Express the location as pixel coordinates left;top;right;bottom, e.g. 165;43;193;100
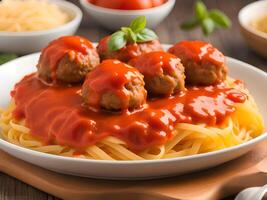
0;33;264;161
0;78;263;160
0;0;70;32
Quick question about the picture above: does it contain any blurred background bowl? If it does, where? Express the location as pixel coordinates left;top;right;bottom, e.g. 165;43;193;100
79;0;175;30
238;0;267;58
0;0;82;55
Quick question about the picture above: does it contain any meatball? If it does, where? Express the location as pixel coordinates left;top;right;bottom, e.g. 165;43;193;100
37;36;100;84
168;40;227;85
129;51;185;96
97;36;162;62
82;59;147;111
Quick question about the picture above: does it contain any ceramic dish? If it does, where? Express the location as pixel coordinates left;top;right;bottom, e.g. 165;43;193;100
0;44;266;180
238;0;267;58
0;0;82;54
79;0;175;30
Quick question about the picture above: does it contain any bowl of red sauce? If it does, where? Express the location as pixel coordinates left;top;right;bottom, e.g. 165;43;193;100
79;0;175;30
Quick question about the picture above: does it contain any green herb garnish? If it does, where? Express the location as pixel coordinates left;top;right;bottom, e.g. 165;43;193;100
0;53;17;65
108;16;158;52
181;0;231;36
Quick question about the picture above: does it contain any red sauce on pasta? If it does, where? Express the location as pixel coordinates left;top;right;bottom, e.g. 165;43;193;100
38;36;94;80
11;74;246;152
168;40;225;65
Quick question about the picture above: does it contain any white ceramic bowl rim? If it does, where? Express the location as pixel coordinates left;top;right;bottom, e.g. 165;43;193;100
0;52;266;165
238;0;267;40
0;0;82;37
80;0;175;15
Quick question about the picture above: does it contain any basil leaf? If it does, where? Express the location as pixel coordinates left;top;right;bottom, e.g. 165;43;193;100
108;16;158;50
121;27;137;43
195;0;208;20
108;31;127;52
201;17;215;36
136;28;158;42
121;27;129;34
0;53;17;65
209;9;231;28
127;29;137;43
180;1;231;36
181;18;199;30
130;16;146;33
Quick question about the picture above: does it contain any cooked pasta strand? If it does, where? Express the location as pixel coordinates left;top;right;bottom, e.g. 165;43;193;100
0;80;264;160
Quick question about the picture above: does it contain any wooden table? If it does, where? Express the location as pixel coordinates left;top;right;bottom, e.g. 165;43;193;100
0;0;266;199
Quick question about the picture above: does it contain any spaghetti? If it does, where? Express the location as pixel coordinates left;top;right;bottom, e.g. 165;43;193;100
0;78;264;160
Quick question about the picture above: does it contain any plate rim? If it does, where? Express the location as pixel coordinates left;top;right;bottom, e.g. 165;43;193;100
0;50;266;165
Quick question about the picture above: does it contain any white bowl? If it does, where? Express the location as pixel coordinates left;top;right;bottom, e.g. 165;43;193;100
238;0;267;58
0;45;266;180
0;0;82;54
79;0;175;30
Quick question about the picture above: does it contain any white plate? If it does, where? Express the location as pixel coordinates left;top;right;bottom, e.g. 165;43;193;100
0;47;266;180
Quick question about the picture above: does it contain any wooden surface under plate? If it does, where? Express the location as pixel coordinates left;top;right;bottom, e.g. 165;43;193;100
0;0;267;199
1;140;267;200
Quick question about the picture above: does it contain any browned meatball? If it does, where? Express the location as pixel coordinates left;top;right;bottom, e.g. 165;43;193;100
168;40;228;85
37;36;100;84
97;36;163;62
129;51;185;96
82;59;147;111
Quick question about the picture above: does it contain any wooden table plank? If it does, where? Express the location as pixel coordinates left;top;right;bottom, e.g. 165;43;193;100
0;173;51;200
0;0;266;199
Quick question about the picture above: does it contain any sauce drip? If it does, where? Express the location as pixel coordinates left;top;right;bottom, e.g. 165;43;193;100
83;59;145;110
12;74;246;152
168;40;225;65
38;36;94;80
129;51;180;76
97;36;143;61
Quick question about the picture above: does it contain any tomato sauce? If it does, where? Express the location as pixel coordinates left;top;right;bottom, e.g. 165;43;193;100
11;74;246;152
97;36;143;62
38;36;94;81
129;51;180;76
97;36;162;62
83;59;146;110
168;41;225;66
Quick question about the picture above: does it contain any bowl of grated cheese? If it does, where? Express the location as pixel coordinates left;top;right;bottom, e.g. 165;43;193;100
0;0;82;54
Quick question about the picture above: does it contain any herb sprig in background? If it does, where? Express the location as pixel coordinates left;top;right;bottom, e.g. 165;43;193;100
0;53;17;65
181;0;231;36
